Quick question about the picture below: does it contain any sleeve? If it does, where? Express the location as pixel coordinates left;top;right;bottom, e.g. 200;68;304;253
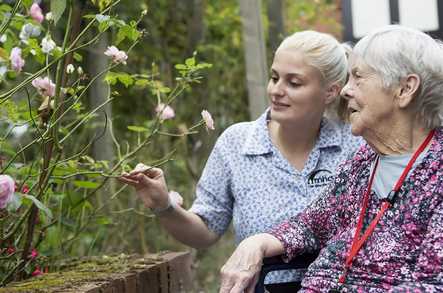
189;133;234;236
388;201;443;292
269;160;355;261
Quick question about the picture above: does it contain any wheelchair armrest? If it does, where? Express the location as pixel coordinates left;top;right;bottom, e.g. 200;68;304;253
255;251;319;293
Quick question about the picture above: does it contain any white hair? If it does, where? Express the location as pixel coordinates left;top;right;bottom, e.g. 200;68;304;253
277;31;349;120
352;25;443;128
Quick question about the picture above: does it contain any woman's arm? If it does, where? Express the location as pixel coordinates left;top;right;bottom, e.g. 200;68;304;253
119;166;219;248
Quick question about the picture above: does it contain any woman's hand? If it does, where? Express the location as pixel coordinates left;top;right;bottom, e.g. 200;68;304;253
118;163;170;209
219;235;267;293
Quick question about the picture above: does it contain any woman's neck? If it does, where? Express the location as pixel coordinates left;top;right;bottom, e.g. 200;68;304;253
268;117;321;170
365;118;431;155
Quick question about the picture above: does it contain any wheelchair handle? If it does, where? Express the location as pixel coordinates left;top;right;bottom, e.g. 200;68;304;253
254;252;319;293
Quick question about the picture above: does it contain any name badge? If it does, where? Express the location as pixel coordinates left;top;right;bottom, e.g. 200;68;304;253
307;169;334;188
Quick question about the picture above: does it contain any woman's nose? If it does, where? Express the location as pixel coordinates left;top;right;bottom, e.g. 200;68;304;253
340;82;353;100
269;80;284;96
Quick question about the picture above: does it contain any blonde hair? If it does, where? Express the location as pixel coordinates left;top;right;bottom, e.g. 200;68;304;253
277;31;349;121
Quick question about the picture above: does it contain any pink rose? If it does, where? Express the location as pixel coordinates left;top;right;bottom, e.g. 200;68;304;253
104;46;128;64
155;103;175;120
31;267;43;277
30;248;38;259
10;47;25;73
201;110;215;130
0;175;15;209
29;3;44;23
31;76;56;97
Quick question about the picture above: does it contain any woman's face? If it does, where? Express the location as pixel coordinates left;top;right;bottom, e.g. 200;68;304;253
341;59;396;137
267;49;333;126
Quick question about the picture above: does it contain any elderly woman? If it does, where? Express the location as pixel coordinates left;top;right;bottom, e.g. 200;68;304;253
219;25;443;292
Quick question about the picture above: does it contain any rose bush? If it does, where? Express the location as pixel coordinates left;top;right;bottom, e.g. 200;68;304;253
0;0;213;285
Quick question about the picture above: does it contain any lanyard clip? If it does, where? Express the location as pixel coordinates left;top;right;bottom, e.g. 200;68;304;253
385;190;398;204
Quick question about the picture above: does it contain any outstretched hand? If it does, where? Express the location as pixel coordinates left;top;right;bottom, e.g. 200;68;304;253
118;163;171;209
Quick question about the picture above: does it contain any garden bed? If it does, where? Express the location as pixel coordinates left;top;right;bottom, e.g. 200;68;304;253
0;251;193;293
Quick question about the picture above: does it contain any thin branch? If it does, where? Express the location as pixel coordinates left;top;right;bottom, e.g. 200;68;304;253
0;0;22;36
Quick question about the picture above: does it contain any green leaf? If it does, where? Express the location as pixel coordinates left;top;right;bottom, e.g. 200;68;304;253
104;72;118;85
82;14;97;19
73;52;83;62
115;25;140;44
73;180;100;189
116;72;134;88
22;0;33;8
174;64;187;70
185;57;196;67
127;125;148;132
52;47;63;59
98;21;110;32
96;216;112;225
21;194;53;219
51;0;66;25
134;79;150;87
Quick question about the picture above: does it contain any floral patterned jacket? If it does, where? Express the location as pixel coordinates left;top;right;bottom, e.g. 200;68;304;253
270;128;443;292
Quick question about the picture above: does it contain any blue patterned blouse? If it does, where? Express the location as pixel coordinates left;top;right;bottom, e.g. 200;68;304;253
189;110;362;283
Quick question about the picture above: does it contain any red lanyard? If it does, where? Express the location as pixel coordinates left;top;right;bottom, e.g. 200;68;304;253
338;130;435;285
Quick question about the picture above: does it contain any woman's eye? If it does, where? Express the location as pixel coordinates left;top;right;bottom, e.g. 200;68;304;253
288;81;300;87
271;76;278;83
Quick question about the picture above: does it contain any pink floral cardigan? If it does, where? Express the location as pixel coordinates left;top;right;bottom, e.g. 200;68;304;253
270;128;443;292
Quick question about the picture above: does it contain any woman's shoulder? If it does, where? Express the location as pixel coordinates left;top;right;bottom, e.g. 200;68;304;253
217;120;255;143
212;119;261;155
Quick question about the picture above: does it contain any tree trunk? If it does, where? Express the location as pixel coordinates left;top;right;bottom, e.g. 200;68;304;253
88;33;116;213
88;33;114;163
267;0;285;52
238;0;268;119
186;0;205;55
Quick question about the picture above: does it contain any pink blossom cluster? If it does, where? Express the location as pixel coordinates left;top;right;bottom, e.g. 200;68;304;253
10;47;25;73
0;175;14;209
155;103;175;120
32;77;56;97
201;110;215;130
29;3;44;23
104;46;128;64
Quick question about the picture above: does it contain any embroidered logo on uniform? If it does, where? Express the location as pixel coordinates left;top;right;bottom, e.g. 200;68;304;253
307;169;334;187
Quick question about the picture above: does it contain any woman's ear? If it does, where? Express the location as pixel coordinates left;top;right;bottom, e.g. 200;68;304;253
396;74;420;108
325;83;341;105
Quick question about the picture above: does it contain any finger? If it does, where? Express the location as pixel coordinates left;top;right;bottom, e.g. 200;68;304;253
135;173;155;185
117;176;139;186
245;273;259;293
144;167;163;179
219;280;235;293
129;163;151;175
229;276;250;293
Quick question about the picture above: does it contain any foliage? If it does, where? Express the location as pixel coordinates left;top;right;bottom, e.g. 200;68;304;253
0;0;213;285
0;0;342;290
284;0;342;38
